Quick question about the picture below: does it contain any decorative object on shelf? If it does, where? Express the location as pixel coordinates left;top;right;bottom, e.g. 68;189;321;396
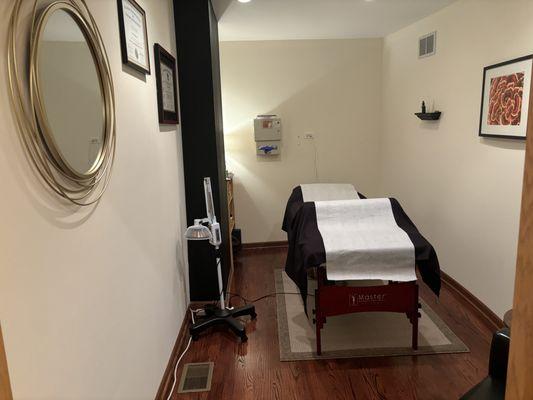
415;101;441;120
479;55;533;140
117;0;150;74
7;0;116;206
154;44;179;124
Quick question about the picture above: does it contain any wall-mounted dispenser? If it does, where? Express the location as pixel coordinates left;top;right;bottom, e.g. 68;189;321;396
254;115;281;155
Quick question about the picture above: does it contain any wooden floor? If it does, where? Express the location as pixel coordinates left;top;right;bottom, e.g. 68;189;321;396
172;247;494;400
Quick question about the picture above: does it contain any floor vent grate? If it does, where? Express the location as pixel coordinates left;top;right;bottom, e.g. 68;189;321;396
177;362;214;393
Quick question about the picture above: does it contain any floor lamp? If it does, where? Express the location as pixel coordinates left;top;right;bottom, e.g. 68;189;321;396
184;177;256;342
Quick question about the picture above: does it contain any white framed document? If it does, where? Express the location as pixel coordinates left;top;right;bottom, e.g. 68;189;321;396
117;0;150;74
154;44;179;124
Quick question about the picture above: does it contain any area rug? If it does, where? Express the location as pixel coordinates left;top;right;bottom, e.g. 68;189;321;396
275;269;469;361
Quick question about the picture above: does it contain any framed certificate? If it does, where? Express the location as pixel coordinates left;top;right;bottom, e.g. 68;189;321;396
117;0;150;74
154;44;179;124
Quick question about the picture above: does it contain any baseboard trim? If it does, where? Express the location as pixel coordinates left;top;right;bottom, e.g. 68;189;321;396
441;271;504;331
0;324;13;400
155;299;232;399
242;240;288;250
154;308;192;400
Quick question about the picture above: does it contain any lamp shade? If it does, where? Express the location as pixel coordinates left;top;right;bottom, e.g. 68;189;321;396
184;224;212;241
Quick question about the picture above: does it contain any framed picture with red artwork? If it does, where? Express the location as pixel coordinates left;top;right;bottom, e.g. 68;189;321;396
479;55;533;140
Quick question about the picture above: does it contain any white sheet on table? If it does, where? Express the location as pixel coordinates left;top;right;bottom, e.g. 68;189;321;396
300;183;359;202
314;198;416;282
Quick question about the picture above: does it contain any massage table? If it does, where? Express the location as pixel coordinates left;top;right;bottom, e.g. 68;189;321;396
282;184;441;355
282;183;364;235
283;183;364;290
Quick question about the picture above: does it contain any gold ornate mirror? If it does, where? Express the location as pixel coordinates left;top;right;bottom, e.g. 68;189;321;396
8;0;116;205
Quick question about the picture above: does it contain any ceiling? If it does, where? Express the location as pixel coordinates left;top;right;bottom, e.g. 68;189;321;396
213;0;457;42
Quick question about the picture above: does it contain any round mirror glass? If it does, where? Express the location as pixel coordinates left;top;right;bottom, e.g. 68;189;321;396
38;9;105;175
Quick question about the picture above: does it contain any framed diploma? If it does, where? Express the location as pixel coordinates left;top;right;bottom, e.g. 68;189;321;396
154;44;179;124
117;0;150;74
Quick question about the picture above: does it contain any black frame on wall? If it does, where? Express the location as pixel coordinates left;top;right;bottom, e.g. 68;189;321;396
154;43;179;124
117;0;151;74
173;0;231;301
479;54;533;140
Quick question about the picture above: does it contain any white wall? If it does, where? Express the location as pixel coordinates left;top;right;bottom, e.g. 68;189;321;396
0;1;188;399
381;0;533;317
220;39;383;243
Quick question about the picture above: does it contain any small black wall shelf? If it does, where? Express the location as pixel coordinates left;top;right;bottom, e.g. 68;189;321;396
415;111;441;121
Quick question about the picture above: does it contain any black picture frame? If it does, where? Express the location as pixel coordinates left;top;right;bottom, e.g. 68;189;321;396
479;54;533;140
117;0;151;74
154;44;179;124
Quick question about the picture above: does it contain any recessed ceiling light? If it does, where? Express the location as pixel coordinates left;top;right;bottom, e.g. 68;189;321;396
238;0;252;3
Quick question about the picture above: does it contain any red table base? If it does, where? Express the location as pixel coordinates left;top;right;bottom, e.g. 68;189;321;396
313;267;421;355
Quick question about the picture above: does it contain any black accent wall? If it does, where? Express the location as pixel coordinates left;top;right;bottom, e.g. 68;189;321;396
173;0;230;301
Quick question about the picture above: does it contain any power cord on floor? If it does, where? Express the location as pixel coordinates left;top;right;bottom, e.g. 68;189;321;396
165;309;198;400
165;292;313;399
227;291;314;306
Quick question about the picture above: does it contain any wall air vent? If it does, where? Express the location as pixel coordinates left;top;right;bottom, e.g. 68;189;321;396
177;362;214;393
419;32;437;58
